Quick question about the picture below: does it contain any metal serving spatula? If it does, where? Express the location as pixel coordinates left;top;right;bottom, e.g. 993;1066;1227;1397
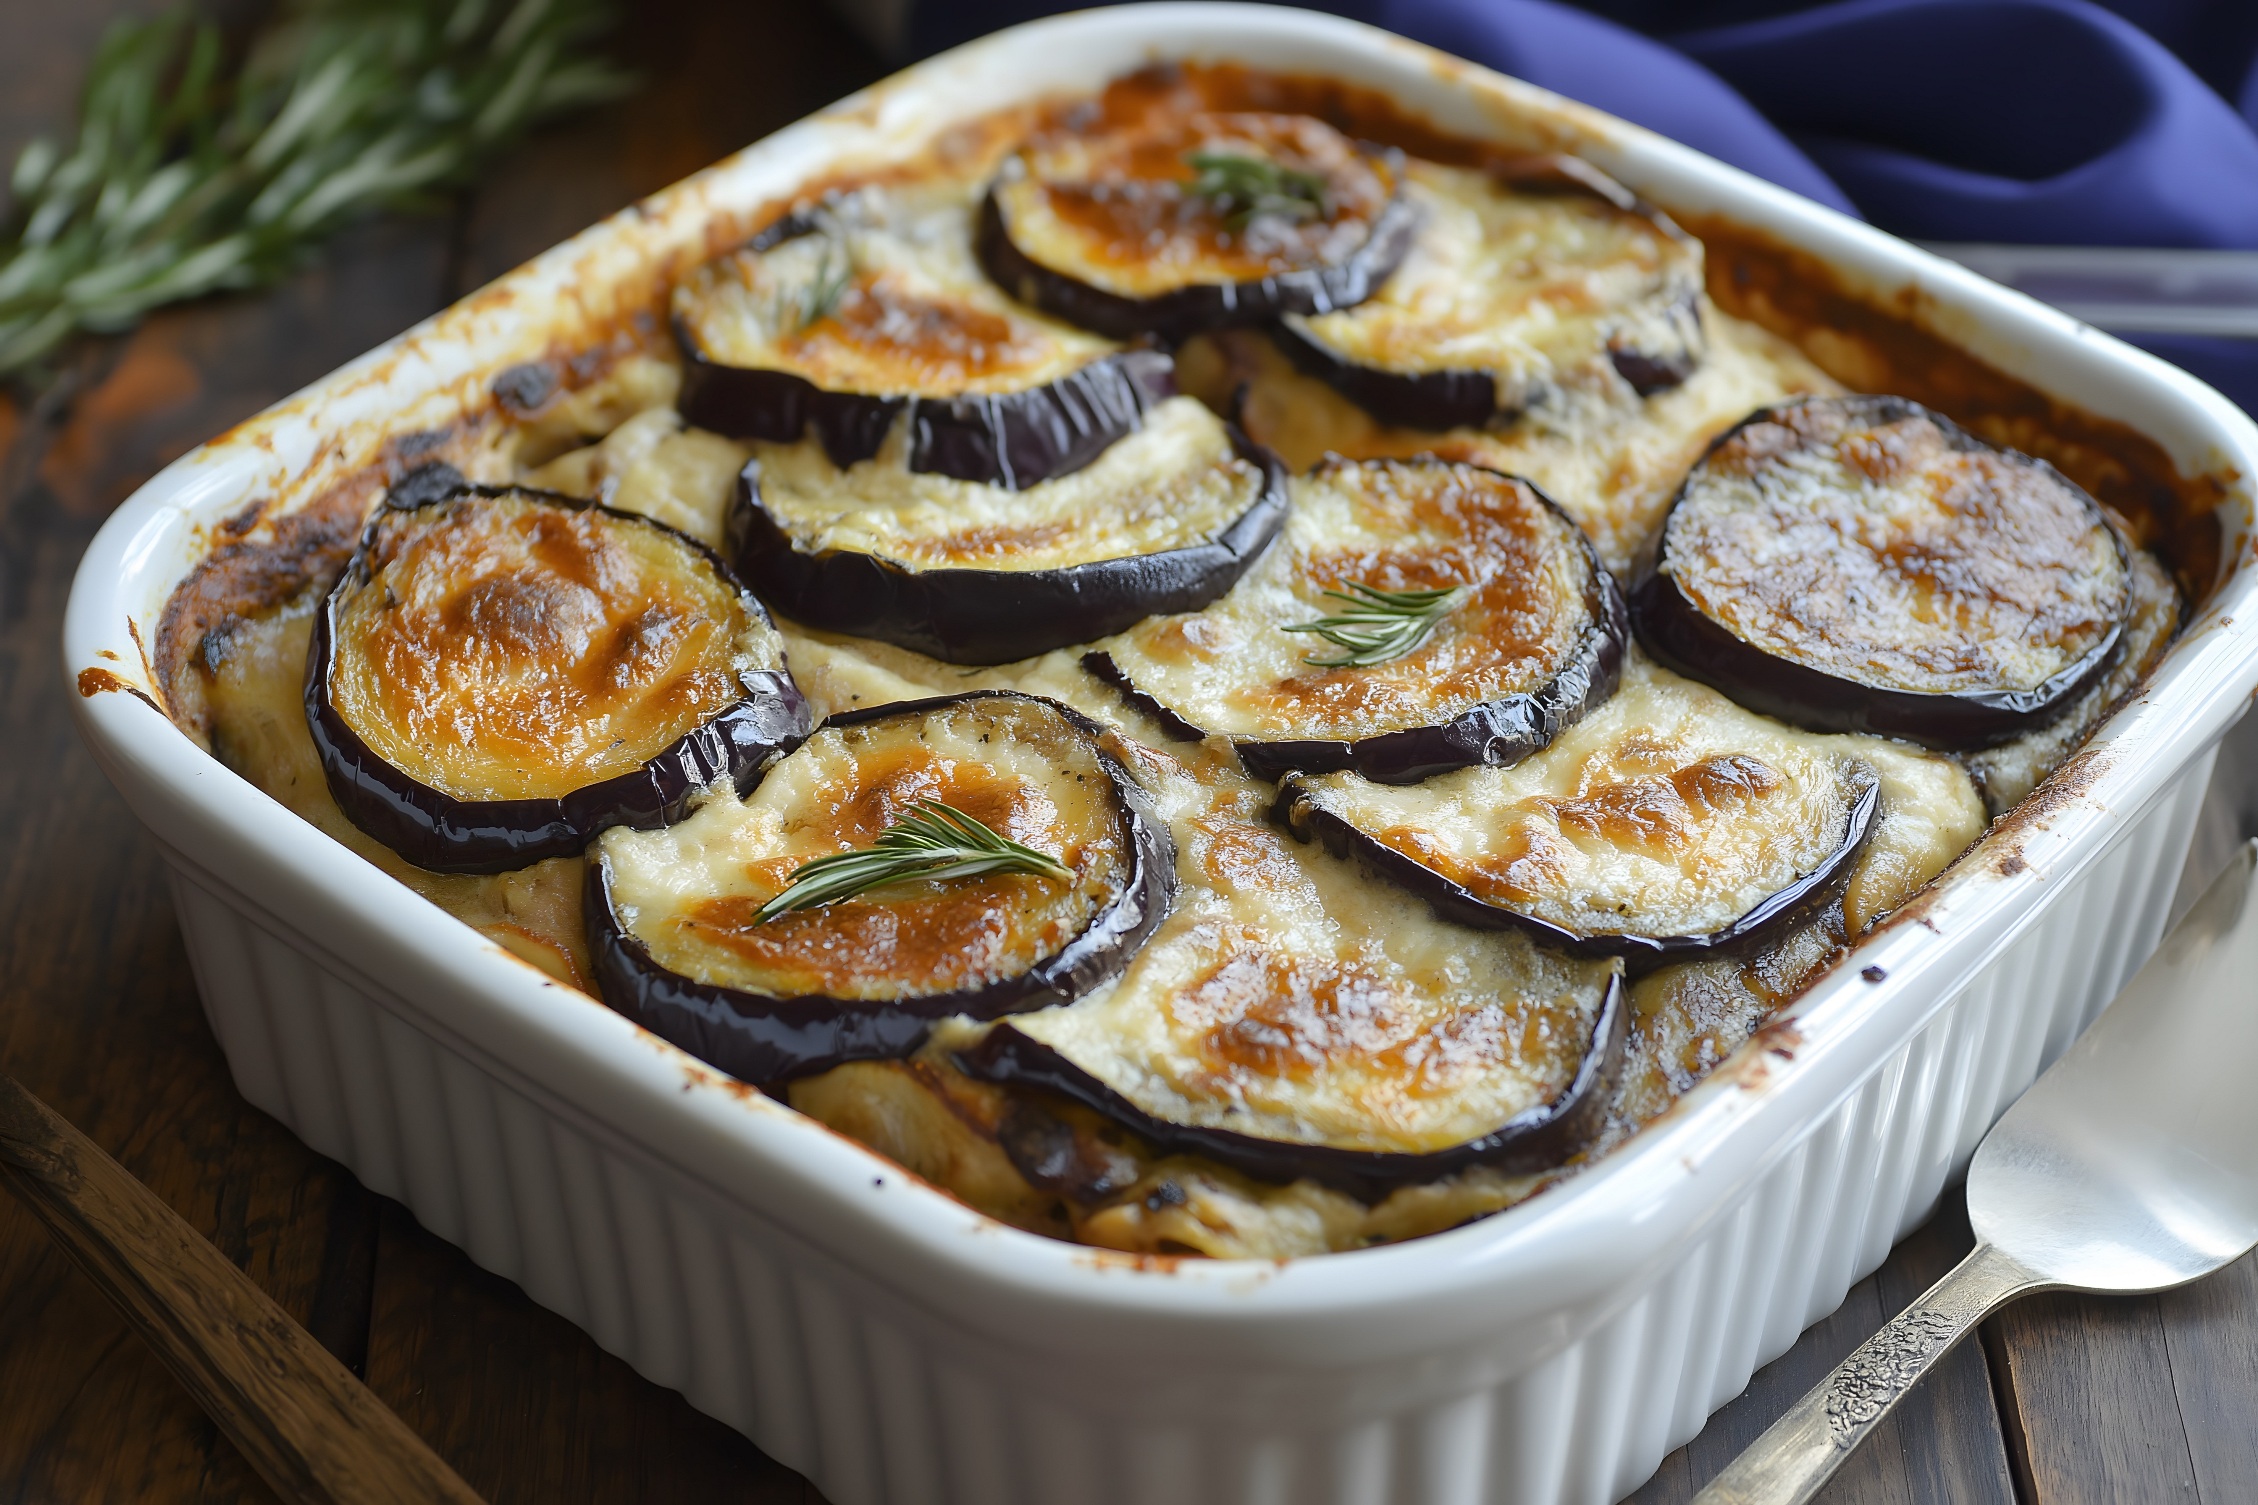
1695;839;2258;1505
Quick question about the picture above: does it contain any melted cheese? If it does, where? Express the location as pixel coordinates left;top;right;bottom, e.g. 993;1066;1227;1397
1199;310;1842;575
677;181;1114;396
750;395;1262;571
1964;542;2178;813
1666;400;2128;694
524;407;750;548
329;493;786;802
993;112;1396;299
1292;657;1981;940
1098;458;1596;741
1284;161;1702;406
969;749;1621;1156
199;599;593;990
598;697;1132;1002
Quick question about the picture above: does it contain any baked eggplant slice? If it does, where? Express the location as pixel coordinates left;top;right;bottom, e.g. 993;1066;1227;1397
675;185;1173;487
730;396;1290;664
1633;395;2133;750
1277;660;1884;967
979;111;1419;343
307;484;809;874
586;692;1174;1085
951;809;1627;1200
1088;456;1625;783
1272;156;1705;430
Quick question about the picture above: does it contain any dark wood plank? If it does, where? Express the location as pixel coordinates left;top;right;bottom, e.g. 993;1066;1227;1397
363;1203;823;1504
0;9;459;1498
1984;1288;2207;1502
2157;1251;2258;1500
0;1076;482;1505
1630;1188;2018;1505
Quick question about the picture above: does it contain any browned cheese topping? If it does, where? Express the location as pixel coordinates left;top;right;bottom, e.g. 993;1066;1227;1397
996;112;1396;298
1103;457;1595;740
1666;401;2128;694
600;698;1133;1002
675;183;1115;397
328;494;762;801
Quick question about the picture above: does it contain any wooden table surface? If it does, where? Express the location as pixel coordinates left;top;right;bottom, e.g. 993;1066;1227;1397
3;3;2255;1501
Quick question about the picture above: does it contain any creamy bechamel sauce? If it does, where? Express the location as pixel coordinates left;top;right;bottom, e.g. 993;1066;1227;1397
1284;159;1703;412
748;396;1263;572
1290;660;1978;943
994;111;1396;299
1101;457;1598;743
329;491;782;802
599;698;1131;1002
677;180;1117;397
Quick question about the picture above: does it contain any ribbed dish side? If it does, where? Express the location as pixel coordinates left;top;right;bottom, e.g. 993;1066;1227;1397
155;749;2211;1505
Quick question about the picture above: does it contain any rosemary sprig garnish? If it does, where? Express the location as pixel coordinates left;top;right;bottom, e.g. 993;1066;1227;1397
752;799;1073;924
0;0;636;380
771;227;855;334
1184;150;1328;230
1283;581;1465;668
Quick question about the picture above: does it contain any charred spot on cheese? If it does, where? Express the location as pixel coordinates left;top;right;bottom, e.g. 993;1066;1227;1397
307;485;809;873
1633;395;2133;750
675;187;1174;488
979;111;1419;343
1277;661;1884;966
952;818;1627;1199
1271;157;1705;430
587;692;1174;1085
1088;457;1624;783
729;397;1290;664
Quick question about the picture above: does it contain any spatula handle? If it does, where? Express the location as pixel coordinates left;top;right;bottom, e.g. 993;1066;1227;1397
0;1072;485;1505
1692;1241;2049;1505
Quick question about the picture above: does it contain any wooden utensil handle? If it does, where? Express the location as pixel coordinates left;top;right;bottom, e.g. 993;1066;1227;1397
1692;1241;2049;1505
0;1073;484;1505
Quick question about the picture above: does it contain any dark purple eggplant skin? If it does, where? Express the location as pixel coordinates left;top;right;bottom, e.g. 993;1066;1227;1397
1271;292;1704;432
975;182;1422;347
1269;318;1498;431
955;970;1626;1202
675;212;1176;488
676;345;903;470
729;427;1292;666
1086;541;1628;786
305;483;812;876
1609;302;1704;397
585;691;1178;1087
679;335;1177;488
1630;397;2130;752
1275;773;1880;973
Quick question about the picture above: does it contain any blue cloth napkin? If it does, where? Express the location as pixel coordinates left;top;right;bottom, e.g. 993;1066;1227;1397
906;0;2258;409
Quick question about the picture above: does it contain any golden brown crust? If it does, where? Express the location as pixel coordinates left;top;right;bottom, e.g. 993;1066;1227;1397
1003;111;1395;296
331;494;758;801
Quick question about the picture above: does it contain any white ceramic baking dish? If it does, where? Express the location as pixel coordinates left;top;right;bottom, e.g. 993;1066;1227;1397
63;8;2258;1502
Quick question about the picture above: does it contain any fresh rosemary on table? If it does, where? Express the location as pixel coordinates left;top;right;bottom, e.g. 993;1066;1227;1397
0;0;636;380
1284;582;1466;668
752;800;1074;924
1184;150;1328;230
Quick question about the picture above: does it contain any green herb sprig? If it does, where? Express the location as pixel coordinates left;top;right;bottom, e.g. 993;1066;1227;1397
1184;150;1328;230
752;799;1073;924
770;227;855;334
1283;582;1465;668
0;0;637;379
